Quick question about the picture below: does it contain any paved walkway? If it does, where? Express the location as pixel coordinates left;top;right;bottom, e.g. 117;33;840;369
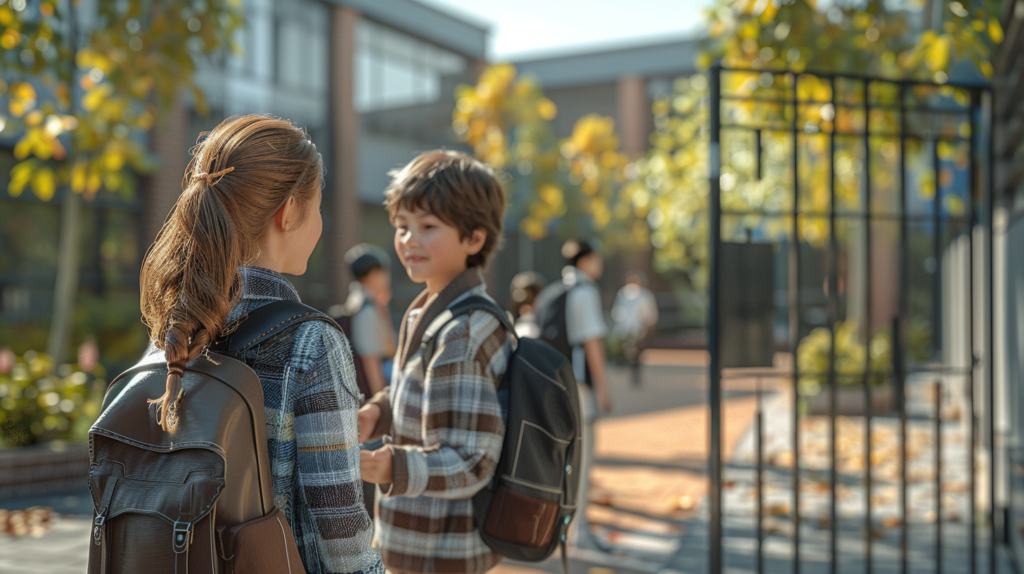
661;371;1015;574
0;353;727;574
6;352;1007;574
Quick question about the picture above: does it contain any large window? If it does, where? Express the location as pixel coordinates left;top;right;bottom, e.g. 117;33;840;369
277;18;328;93
355;20;467;112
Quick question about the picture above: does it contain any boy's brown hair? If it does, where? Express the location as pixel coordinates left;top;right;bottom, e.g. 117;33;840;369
384;150;506;268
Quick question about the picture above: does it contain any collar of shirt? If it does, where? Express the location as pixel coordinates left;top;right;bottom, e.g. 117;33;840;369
395;266;485;368
226;266;301;323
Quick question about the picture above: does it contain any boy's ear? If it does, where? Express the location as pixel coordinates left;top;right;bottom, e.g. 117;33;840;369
464;228;487;255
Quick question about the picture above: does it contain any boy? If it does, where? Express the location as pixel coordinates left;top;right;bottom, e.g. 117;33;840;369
533;238;612;548
358;150;513;574
344;243;396;395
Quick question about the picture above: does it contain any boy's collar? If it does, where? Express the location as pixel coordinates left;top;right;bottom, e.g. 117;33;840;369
395;266;485;368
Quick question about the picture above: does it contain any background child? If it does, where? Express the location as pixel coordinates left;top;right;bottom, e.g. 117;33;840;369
611;270;659;386
344;243;396;395
508;271;547;339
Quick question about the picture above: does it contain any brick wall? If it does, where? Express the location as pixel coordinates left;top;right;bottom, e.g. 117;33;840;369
142;95;189;246
0;444;90;500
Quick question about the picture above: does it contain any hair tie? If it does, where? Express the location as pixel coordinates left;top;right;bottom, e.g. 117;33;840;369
167;361;186;377
196;166;235;187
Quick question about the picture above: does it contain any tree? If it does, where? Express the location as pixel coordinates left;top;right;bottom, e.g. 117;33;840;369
622;0;1002;287
2;0;242;363
452;64;630;243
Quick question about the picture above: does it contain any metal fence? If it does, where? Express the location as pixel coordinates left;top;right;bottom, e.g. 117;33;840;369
706;65;996;574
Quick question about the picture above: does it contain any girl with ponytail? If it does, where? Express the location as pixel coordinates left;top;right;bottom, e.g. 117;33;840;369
139;115;383;574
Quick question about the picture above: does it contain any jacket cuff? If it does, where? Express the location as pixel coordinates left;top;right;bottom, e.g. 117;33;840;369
367;390;392;441
382;446;429;498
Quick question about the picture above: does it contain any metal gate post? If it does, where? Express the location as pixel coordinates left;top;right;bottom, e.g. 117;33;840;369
985;90;997;574
708;62;724;574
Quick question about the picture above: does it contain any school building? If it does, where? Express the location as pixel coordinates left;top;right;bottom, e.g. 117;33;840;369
0;0;699;362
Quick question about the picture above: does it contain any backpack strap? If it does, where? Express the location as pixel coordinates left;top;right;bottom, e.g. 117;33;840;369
420;295;516;366
213;300;340;354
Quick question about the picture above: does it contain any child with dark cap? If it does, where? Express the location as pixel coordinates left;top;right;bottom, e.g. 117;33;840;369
344;243;396;396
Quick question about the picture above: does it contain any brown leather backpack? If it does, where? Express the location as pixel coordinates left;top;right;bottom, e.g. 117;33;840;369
88;301;337;574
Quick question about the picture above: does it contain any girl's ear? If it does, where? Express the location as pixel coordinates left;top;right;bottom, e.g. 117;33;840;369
275;196;296;232
465;228;487;256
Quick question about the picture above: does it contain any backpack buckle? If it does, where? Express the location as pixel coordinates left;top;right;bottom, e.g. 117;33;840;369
92;513;106;545
172;521;192;553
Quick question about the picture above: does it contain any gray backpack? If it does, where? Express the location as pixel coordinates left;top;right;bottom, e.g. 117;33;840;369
421;295;582;568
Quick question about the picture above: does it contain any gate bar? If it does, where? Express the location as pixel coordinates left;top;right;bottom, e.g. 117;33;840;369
898;83;910;574
985;89;996;574
721;123;975;142
933;139;943;354
968;89;978;574
828;75;840;574
862;78;875;574
708;62;724;574
757;375;765;574
789;70;803;574
936;380;943;574
717;66;988;89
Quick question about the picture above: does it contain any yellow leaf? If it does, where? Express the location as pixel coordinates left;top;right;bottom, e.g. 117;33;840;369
31;167;56;201
86;171;102;195
82;84;113;112
13;134;32;160
927;36;950;71
989;19;1004;44
71;161;87;194
537;98;557;121
8;161;35;197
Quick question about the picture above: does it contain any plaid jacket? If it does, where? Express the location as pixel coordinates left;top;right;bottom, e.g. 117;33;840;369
368;267;514;574
223;266;384;574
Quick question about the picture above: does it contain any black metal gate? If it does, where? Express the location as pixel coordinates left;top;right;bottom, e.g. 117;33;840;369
707;65;996;574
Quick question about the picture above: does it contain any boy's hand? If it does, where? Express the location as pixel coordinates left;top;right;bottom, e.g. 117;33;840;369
358;403;381;443
360;447;393;484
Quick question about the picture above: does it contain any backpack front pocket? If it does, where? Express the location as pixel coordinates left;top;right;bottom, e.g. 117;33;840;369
483;485;559;548
216;506;306;574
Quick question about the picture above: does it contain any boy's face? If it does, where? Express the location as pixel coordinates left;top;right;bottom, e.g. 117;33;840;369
393;206;486;294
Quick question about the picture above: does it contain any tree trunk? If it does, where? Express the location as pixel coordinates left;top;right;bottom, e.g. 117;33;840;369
46;191;82;364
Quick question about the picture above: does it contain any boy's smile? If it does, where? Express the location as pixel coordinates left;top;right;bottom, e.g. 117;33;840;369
393;206;486;295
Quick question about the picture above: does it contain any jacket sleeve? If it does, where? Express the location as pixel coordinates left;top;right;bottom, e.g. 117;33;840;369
384;311;510;500
293;323;384;574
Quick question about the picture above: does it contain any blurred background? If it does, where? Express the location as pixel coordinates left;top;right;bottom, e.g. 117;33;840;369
3;0;1024;573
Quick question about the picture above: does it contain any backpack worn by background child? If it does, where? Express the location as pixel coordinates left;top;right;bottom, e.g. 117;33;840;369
420;296;582;568
87;301;338;574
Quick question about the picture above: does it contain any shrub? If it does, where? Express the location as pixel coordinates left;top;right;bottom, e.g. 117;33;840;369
796;321;892;398
0;350;105;448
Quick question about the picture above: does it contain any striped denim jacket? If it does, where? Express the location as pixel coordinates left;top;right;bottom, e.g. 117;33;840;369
221;266;384;574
